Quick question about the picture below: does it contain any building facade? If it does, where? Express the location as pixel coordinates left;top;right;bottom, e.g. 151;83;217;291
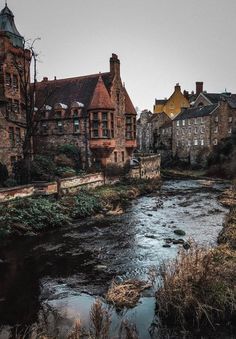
172;95;236;165
153;83;190;119
0;4;29;172
34;54;137;169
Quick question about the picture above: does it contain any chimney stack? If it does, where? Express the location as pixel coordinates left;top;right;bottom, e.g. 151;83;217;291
183;90;189;100
42;77;48;82
110;53;120;78
196;82;203;96
175;83;181;91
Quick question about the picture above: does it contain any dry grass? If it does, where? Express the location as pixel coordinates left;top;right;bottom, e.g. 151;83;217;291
156;242;236;331
106;279;151;309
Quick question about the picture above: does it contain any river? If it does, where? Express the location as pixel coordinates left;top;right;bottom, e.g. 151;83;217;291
0;179;230;338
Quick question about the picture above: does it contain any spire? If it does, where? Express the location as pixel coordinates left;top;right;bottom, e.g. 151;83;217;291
0;3;24;48
88;75;115;111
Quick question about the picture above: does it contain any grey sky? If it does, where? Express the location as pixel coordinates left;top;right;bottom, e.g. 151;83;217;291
6;0;236;111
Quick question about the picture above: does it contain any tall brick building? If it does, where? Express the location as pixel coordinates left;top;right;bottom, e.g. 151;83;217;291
34;54;137;169
0;4;30;172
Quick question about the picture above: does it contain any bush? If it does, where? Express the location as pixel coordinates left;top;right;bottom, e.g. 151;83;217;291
156;243;236;331
57;144;81;170
0;197;71;235
71;190;102;218
31;155;56;181
55;166;76;178
4;178;17;187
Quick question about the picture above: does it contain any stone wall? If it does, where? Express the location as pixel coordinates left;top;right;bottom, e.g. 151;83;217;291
58;173;104;195
0;185;34;203
129;155;161;179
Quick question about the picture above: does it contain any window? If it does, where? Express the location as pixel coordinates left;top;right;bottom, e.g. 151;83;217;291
194;127;198;134
122;151;125;162
228;127;232;134
125;115;136;140
114;151;118;163
182;120;185;126
177;129;179;136
102;112;109;137
13;75;18;89
41;121;48;134
188;127;191;135
111;113;114;138
228;116;232;123
5;72;11;86
200;126;205;133
73;118;80;133
215;116;219;123
15;128;21;143
194;139;198;146
73;109;79;117
201;139;204;146
194;118;198;125
214;126;218;133
57;121;63;133
55;111;62;118
213;138;218;146
187;140;191;147
200;117;204;124
6;101;12;112
9;127;15;146
188;120;191;126
176;121;180;127
12;101;19;113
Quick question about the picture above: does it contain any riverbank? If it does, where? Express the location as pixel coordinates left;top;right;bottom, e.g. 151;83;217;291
155;183;236;336
0;178;162;240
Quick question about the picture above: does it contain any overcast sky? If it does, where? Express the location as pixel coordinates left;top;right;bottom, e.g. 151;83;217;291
5;0;236;111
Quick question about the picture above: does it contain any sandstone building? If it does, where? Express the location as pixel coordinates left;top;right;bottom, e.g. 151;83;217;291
153;83;190;119
34;54;137;169
172;92;236;165
0;4;29;172
0;4;137;174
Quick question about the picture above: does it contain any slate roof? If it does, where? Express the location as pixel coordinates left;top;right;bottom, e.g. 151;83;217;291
35;72;112;115
160;120;172;129
124;87;137;115
88;75;114;111
0;4;24;48
227;94;236;109
173;104;218;121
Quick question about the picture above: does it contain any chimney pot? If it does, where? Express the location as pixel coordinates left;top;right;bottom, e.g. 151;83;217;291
42;77;48;82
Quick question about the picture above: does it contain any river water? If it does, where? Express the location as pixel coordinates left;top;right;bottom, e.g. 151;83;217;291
0;179;230;338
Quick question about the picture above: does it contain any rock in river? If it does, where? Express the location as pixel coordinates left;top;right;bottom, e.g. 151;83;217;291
174;229;186;236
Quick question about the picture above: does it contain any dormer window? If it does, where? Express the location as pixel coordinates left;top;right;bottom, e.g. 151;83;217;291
73;118;80;133
55;111;62;119
73;109;79;117
13;75;18;89
57;120;63;133
5;73;11;86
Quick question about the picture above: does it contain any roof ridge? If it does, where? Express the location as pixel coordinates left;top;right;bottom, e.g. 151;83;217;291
38;72;110;85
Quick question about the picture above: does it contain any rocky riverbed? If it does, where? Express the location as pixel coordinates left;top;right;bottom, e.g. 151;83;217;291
0;179;230;338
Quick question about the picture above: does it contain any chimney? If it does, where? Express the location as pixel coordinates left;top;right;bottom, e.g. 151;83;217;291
175;83;181;91
196;82;203;96
183;90;189;100
42;77;48;82
54;76;57;81
110;53;120;78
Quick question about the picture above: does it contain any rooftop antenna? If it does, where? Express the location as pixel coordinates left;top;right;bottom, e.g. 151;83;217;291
5;0;7;6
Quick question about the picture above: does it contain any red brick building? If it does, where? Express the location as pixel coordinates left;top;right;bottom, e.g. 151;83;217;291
34;54;137;169
0;4;30;172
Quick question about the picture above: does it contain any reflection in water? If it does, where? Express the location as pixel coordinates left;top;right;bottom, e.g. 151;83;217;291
0;180;229;338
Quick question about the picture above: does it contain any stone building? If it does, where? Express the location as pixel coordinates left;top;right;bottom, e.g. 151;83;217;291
34;54;137;169
172;95;236;165
153;83;190;119
0;4;29;172
136;109;152;152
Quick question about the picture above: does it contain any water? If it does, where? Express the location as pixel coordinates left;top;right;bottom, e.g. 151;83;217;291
0;179;230;338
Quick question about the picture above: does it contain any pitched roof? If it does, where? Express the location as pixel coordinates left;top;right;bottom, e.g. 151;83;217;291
124;87;137;115
35;72;112;114
88;75;115;110
227;94;236;109
160;120;172;129
173;104;218;121
155;99;167;105
148;113;159;123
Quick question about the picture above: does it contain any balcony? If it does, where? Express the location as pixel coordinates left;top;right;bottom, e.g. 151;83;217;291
89;139;116;150
125;139;137;149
